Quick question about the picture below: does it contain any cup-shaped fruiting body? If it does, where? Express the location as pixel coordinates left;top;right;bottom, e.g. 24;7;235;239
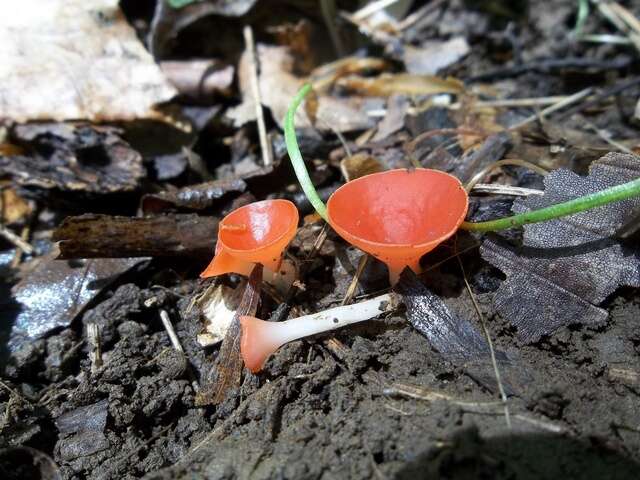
327;168;468;284
200;199;299;278
240;293;396;372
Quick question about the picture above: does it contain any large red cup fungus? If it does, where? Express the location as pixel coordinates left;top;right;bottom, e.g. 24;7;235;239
327;168;468;284
200;199;299;278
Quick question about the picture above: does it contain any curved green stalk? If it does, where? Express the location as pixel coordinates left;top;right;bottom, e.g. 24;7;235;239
285;84;640;233
461;177;640;231
284;83;329;221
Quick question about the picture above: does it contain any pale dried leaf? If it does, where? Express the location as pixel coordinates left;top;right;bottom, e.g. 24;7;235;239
0;0;177;122
196;285;240;347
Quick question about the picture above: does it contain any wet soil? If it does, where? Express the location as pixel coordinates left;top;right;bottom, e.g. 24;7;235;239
2;255;639;479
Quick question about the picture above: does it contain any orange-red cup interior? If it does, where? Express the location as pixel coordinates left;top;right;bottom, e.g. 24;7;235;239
201;199;299;278
327;168;468;283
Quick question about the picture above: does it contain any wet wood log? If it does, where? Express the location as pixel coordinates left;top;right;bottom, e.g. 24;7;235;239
53;213;217;259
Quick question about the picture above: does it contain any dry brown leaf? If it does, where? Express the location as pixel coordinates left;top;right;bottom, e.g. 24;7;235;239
228;44;376;132
0;187;33;225
0;0;177;122
336;74;464;97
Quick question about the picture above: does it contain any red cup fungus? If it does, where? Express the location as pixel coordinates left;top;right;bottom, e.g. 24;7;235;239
327;168;468;284
200;199;299;278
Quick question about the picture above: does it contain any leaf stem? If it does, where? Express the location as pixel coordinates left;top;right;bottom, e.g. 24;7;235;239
461;176;640;231
284;83;329;221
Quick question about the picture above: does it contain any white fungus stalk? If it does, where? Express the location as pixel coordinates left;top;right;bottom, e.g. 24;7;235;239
240;293;399;372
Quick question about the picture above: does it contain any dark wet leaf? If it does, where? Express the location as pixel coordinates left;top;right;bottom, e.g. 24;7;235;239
6;252;145;352
55;399;108;436
196;264;262;406
395;269;493;361
395;269;518;395
141;178;246;213
55;399;109;461
481;153;640;343
53;214;218;259
2;124;144;195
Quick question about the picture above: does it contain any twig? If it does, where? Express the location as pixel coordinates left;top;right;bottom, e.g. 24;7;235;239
583;119;634;154
11;223;31;268
159;310;184;353
456;245;511;429
449;95;570;109
555;76;640;120
465;158;549;192
341;254;369;306
352;0;402;20
508;88;593;130
467;57;632;83
383;383;503;408
320;0;345;56
470;184;544;197
86;323;103;373
243;26;272;167
0;223;33;254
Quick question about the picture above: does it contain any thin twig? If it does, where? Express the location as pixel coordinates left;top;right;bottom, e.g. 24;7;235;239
0;224;33;254
471;184;544;197
320;0;345;56
353;0;402;20
583;119;634;154
456;243;511;429
508;88;593;130
341;254;369;306
159;310;184;353
243;26;272;167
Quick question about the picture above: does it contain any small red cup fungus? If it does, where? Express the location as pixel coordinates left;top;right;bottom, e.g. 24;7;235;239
327;168;468;284
200;199;299;278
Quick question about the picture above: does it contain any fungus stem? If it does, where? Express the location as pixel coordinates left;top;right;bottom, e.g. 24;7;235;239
284;83;329;221
461;176;640;231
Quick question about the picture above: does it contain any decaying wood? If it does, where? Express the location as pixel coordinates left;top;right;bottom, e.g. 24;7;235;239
53;214;218;259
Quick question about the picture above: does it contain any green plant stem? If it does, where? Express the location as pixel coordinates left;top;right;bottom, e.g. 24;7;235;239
285;85;640;233
461;176;640;231
284;83;329;221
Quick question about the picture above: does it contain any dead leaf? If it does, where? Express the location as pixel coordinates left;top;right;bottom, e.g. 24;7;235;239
196;264;262;406
394;269;519;394
141;178;246;214
228;44;376;132
55;399;109;460
6;250;145;351
195;284;241;347
0;0;177;123
481;153;640;343
403;37;470;75
2;124;144;195
336;74;464;97
0;187;32;225
160;61;234;99
340;153;386;181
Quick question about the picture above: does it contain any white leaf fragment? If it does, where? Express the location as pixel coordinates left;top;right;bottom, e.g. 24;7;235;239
0;0;177;122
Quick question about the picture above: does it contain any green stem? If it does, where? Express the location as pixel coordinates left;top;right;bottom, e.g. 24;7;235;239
284;83;329;221
461;176;640;231
285;84;640;233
